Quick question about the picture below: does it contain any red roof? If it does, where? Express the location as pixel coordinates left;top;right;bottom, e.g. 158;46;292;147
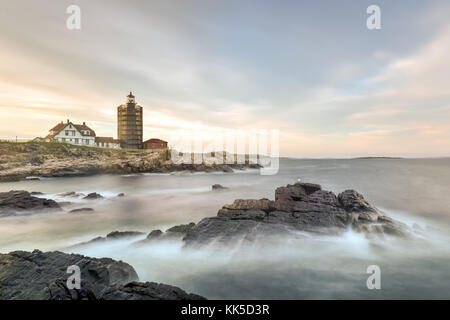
144;138;167;144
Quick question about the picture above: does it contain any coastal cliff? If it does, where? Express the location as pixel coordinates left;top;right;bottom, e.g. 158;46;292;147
0;141;259;182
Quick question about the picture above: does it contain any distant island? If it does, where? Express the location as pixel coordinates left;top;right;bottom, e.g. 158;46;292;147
353;156;403;160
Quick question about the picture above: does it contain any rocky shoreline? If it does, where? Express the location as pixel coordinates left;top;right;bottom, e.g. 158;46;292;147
0;250;205;300
0;159;260;182
0;141;260;182
68;182;414;251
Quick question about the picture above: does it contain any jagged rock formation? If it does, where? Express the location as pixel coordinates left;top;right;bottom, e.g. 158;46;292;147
67;231;146;249
0;191;61;217
140;182;411;246
0;250;205;300
133;223;196;246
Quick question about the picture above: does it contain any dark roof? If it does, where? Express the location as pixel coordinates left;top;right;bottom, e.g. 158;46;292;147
144;138;167;144
73;124;96;137
46;121;96;139
95;137;120;144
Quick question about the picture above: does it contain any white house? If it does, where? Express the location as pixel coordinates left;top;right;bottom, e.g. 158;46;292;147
45;119;120;149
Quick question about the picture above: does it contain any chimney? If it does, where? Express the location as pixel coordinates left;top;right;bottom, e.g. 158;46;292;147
67;119;69;124
83;122;86;125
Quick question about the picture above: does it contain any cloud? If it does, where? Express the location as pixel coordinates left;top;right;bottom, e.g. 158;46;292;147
0;1;448;157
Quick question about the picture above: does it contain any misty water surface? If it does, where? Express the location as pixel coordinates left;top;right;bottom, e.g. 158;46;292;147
0;158;449;299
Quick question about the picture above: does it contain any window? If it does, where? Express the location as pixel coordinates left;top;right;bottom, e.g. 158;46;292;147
62;138;66;142
75;139;79;144
65;130;69;136
72;131;75;136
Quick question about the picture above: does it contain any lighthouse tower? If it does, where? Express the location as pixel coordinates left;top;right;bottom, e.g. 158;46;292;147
117;92;143;149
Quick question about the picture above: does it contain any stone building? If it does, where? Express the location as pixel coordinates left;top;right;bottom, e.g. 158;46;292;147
117;92;143;149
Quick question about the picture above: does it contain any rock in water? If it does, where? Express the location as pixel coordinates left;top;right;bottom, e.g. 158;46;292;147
83;192;103;200
212;184;228;190
67;231;146;249
0;250;205;300
69;208;94;214
141;182;411;246
337;190;378;213
0;190;61;216
134;223;196;245
58;191;85;198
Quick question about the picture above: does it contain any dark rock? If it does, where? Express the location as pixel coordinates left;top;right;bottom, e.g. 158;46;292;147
275;182;321;201
30;192;44;196
58;191;85;198
0;190;61;216
212;184;228;190
147;229;163;239
100;282;206;300
134;224;196;245
83;192;103;200
338;190;378;213
218;209;266;220
69;208;94;214
117;193;125;197
68;231;144;249
67;236;106;248
0;250;205;300
166;222;196;235
178;181;411;245
106;231;145;239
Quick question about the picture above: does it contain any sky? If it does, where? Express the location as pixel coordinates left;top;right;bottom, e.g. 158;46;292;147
0;0;449;158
